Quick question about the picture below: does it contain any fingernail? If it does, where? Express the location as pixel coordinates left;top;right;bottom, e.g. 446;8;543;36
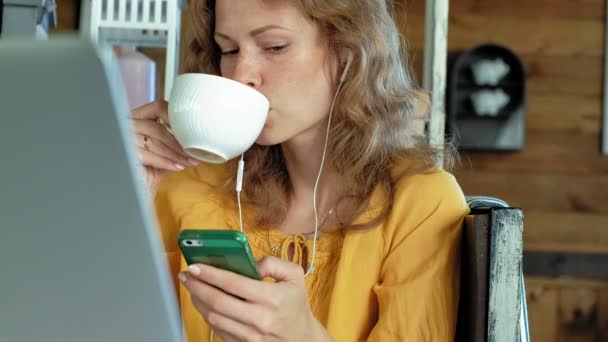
188;265;201;276
174;163;185;171
188;158;199;166
178;272;187;284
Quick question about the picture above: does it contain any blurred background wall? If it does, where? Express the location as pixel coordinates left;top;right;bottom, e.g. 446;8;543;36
398;1;608;340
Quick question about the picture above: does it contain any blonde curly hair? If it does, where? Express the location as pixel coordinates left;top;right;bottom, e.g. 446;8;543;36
181;0;453;230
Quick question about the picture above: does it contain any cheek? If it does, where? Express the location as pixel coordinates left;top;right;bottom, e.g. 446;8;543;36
219;58;234;78
267;59;334;112
263;66;334;132
255;47;336;143
266;45;332;91
288;70;335;119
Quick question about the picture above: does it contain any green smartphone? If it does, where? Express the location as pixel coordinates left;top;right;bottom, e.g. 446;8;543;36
178;230;261;280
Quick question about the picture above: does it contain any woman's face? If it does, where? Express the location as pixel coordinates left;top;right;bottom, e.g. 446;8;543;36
215;0;339;146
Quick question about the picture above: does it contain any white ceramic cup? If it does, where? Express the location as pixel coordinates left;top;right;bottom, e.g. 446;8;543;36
168;73;269;163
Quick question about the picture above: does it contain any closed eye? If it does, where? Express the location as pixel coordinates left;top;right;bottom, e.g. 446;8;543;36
221;49;239;56
266;45;288;54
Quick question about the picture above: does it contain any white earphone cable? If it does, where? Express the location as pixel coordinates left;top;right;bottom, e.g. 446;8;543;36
236;154;245;233
306;55;351;276
212;156;244;341
210;56;351;342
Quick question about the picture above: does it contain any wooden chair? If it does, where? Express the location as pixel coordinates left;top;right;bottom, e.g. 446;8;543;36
415;2;530;339
456;196;530;342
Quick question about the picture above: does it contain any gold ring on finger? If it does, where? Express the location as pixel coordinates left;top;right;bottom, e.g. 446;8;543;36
143;135;150;150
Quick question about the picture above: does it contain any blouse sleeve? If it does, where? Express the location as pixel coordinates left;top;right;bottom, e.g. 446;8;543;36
368;172;469;341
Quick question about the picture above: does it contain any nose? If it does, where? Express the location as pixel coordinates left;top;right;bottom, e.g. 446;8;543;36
231;55;262;89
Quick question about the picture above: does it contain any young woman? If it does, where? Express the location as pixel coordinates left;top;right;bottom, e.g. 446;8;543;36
131;0;469;340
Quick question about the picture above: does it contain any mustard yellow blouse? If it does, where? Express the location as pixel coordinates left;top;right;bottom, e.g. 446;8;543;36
154;162;469;341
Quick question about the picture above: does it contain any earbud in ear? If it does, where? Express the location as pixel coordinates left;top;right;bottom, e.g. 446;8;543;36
340;52;353;83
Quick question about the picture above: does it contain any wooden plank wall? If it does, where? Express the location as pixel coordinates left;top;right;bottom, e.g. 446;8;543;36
398;0;608;252
526;277;608;341
398;0;608;340
52;0;608;340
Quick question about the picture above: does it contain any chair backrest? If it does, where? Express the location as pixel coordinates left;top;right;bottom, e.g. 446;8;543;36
456;196;529;342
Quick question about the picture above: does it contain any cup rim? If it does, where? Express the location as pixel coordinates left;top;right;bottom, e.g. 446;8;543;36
174;73;269;106
183;145;229;164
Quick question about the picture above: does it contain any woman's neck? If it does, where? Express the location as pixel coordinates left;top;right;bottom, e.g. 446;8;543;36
280;122;337;215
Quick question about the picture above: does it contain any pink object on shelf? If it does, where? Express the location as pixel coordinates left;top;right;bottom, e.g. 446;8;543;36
116;48;156;110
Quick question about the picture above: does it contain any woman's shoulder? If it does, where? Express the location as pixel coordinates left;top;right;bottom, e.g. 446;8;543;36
394;167;465;203
383;165;470;238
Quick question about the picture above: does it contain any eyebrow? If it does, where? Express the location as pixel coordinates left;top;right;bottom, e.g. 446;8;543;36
214;25;291;40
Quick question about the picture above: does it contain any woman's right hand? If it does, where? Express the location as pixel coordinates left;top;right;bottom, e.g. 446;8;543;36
131;100;199;193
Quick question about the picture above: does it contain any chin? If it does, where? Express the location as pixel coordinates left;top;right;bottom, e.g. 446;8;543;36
255;127;277;146
255;137;275;146
255;126;289;146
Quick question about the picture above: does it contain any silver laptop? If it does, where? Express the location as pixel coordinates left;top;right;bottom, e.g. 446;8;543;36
0;36;182;342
